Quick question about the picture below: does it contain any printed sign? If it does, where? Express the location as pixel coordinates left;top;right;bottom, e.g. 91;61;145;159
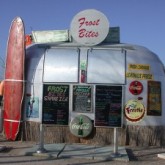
129;81;143;95
80;60;87;70
128;64;150;71
42;84;69;125
126;72;153;80
124;99;145;122
95;85;122;127
70;115;93;138
73;85;92;112
70;9;109;46
26;97;39;119
147;81;161;116
80;60;87;83
81;70;86;83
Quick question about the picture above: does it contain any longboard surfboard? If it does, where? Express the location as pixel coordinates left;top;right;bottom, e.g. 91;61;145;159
4;17;25;140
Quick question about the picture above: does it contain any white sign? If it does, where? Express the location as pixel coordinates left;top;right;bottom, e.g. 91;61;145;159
70;9;110;46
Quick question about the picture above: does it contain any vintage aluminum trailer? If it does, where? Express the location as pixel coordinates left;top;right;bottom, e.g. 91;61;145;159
22;9;165;146
23;41;165;146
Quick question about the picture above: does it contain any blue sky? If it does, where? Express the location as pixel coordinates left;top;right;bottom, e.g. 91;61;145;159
0;0;165;73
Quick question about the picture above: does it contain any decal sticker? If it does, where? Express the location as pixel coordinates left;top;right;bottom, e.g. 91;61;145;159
129;81;143;95
80;60;86;83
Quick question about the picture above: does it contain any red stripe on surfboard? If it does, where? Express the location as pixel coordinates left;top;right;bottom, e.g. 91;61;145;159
3;121;20;140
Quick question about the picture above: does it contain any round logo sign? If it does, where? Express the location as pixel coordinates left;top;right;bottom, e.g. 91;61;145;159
124;99;145;122
129;81;143;95
70;9;109;46
69;115;93;138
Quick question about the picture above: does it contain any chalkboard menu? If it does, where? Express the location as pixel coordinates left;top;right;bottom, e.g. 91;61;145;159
73;85;92;112
95;85;122;127
42;84;69;125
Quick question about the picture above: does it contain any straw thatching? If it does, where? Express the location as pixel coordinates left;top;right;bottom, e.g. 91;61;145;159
21;121;164;147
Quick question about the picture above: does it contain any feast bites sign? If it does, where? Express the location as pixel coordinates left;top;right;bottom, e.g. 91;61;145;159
70;9;109;46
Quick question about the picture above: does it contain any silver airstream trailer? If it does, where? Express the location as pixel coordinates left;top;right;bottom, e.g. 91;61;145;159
23;10;165;146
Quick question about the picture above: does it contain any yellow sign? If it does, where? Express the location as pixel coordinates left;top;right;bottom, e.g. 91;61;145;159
124;99;145;122
128;64;150;71
126;72;153;80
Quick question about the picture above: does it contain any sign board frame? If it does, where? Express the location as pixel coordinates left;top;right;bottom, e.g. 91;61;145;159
147;81;162;116
72;85;92;113
42;84;69;125
94;85;123;128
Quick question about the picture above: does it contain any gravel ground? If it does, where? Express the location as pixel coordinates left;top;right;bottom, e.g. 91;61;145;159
0;138;165;165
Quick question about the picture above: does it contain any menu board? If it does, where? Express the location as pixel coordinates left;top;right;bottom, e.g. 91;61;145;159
95;85;122;127
42;84;69;125
147;81;161;116
73;85;92;112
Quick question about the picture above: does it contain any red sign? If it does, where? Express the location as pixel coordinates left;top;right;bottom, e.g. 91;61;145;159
70;9;109;46
129;81;143;95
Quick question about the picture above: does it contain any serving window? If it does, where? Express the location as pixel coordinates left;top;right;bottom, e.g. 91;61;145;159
43;48;79;83
87;49;126;84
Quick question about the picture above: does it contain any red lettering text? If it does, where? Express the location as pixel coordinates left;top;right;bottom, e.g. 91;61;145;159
78;17;100;28
79;29;99;38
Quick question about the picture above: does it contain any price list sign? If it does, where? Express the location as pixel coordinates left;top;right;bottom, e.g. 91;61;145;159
95;85;123;127
73;85;92;112
42;84;69;125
